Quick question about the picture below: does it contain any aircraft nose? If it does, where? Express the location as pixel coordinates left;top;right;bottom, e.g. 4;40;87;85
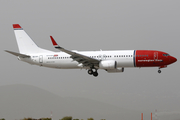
170;56;177;63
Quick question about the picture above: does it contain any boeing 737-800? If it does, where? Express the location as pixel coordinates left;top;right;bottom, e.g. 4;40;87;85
5;24;177;77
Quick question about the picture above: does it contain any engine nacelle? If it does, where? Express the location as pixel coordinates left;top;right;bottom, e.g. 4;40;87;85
106;68;124;73
99;60;117;69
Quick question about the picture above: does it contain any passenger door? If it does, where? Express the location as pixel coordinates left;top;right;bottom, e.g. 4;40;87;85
154;52;158;61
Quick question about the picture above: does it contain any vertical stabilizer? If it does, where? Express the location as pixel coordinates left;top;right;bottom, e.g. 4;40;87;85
13;24;52;54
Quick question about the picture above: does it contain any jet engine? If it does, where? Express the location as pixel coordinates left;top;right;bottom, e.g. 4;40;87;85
99;60;117;69
106;68;124;73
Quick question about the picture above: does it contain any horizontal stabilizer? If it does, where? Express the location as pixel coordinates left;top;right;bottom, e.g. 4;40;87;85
5;50;30;58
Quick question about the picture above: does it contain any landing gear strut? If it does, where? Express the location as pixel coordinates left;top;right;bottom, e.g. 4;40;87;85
88;69;98;77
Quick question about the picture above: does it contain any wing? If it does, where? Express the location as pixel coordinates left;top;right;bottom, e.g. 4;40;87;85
50;36;100;68
5;50;30;58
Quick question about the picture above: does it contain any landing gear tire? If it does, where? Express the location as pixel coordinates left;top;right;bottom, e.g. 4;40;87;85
158;70;161;73
93;72;98;77
88;69;93;75
87;69;98;77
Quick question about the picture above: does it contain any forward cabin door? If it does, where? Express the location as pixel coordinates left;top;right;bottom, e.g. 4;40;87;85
154;52;158;61
39;55;43;63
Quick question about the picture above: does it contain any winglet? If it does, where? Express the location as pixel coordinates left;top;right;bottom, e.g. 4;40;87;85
50;36;58;46
50;36;61;48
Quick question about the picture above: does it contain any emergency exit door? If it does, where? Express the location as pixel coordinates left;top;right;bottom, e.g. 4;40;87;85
39;55;43;63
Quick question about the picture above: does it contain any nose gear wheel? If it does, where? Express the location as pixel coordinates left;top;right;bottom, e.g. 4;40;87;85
158;69;161;73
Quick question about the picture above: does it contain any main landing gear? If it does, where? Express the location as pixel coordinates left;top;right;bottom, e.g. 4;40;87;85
88;69;98;77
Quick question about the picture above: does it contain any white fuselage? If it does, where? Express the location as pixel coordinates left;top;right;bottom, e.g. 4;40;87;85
20;50;135;69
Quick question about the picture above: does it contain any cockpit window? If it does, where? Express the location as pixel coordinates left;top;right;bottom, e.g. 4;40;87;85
163;54;170;56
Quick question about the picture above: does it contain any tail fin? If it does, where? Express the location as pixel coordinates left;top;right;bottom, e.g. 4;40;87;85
13;24;52;54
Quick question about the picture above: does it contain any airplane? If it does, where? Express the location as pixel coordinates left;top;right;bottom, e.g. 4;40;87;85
5;24;177;77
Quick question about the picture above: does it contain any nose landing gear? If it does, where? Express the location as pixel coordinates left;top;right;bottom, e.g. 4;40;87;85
158;69;161;73
88;69;98;77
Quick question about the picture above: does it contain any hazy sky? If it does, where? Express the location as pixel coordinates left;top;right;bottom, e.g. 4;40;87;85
1;0;180;117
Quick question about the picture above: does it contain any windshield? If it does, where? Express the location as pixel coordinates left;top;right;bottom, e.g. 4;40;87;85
163;54;170;56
